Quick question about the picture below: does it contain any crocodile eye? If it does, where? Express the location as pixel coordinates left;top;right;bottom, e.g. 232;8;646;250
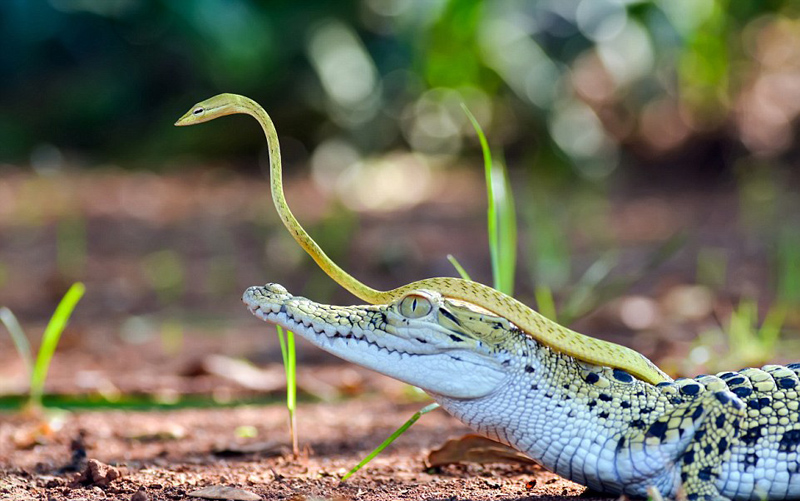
399;294;432;319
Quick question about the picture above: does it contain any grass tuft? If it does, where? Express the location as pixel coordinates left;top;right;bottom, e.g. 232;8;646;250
276;325;298;455
1;282;85;414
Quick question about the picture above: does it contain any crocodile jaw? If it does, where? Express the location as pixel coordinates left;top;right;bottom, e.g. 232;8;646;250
243;284;506;399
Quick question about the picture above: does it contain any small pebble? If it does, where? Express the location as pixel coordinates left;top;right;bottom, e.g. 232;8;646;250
131;487;148;501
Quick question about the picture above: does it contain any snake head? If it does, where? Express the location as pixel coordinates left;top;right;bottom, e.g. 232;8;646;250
175;93;248;126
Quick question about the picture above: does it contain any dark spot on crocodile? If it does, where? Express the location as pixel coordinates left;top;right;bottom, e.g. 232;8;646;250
439;308;461;325
733;387;753;398
744;452;758;470
670;397;685;405
448;334;463;343
695;430;705;441
621;401;631;409
759;396;771;407
636;391;645;397
646;421;668;440
616;437;626;451
587;400;597;408
714;391;733;405
545;393;553;399
687;493;699;501
779;377;798;389
741;425;764;445
697;467;714;481
598;411;609;419
719;372;737;380
563;384;570;390
779;430;800;453
630;419;646;430
612;369;633;383
531;384;539;390
788;363;800;370
568;410;575;418
727;376;746;386
525;365;535;373
599;393;612;402
681;471;689;483
656;381;673;388
585;372;600;384
703;444;713;455
681;384;702;396
414;338;428;344
691;405;704;421
748;399;763;410
502;359;511;366
563;394;571;400
731;418;741;430
718;437;729;454
683;450;695;465
640;407;654;414
715;414;726;429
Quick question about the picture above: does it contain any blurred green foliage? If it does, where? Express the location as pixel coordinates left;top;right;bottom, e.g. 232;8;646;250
1;0;798;178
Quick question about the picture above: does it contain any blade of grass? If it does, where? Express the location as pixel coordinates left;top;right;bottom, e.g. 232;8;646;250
493;157;517;295
447;254;472;281
0;307;33;379
462;104;501;292
759;304;786;350
276;325;299;455
341;402;440;482
534;285;558;322
29;282;85;410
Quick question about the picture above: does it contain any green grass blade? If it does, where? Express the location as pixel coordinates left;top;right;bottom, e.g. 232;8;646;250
534;285;558;322
0;307;33;380
447;254;472;281
276;325;299;454
461;104;500;291
30;282;85;409
493;157;517;295
759;304;786;351
341;402;440;482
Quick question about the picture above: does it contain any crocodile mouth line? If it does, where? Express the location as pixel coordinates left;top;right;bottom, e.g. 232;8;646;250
246;303;415;361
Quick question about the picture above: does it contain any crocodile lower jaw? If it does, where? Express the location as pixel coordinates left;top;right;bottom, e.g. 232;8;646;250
244;297;506;399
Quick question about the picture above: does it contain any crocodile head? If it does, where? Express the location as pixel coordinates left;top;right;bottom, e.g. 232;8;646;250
242;283;525;399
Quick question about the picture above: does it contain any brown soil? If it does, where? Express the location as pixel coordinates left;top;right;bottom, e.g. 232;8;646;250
0;399;598;501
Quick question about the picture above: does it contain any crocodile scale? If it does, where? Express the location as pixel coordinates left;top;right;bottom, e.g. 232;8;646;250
244;284;800;501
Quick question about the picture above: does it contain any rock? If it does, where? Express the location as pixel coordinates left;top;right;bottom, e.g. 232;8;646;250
70;459;122;488
188;485;262;501
131;487;148;501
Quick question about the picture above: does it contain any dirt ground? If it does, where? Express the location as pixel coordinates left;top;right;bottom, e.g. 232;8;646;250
1;399;598;501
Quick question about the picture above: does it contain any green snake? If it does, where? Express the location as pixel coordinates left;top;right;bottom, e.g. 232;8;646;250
175;93;669;385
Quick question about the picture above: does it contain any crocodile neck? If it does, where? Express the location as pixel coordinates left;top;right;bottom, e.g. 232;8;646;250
430;335;681;495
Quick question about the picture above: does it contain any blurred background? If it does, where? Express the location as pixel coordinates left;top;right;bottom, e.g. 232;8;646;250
1;0;800;407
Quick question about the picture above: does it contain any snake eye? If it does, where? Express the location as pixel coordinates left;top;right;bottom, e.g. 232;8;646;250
192;107;204;115
399;294;432;319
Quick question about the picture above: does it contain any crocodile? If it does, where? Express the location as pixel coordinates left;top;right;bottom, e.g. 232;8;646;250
244;283;800;501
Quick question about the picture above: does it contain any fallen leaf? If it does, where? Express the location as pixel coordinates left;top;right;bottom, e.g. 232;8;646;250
427;434;536;467
188;485;262;501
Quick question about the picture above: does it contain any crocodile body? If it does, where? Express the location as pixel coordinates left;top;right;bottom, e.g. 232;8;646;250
244;284;800;500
